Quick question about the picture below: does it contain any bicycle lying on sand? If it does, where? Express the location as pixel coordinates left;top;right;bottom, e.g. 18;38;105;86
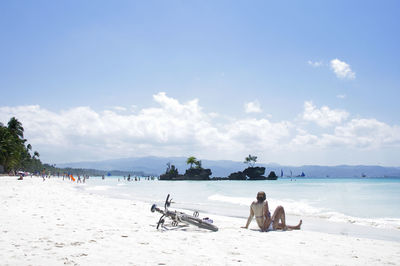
151;194;218;232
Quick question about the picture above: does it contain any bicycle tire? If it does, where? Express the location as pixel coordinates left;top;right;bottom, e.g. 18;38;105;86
180;215;218;232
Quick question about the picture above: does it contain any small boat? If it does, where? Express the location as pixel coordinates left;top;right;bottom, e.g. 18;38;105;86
295;172;305;177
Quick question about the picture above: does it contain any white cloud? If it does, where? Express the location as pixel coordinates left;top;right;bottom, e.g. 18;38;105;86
307;60;323;67
290;133;319;146
302;101;349;127
289;118;400;150
328;118;400;148
330;58;356;80
225;118;291;149
0;93;289;162
244;101;262;113
1;94;399;165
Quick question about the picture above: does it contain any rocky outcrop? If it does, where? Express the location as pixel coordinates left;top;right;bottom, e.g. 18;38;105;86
159;164;180;180
266;171;278;180
227;167;270;180
228;171;247;180
243;167;266;180
160;167;212;180
183;168;212;180
159;172;180;180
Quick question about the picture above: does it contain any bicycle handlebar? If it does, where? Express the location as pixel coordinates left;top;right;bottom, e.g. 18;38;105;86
151;194;173;215
165;194;171;208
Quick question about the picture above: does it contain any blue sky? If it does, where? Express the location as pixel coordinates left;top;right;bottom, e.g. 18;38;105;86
1;1;399;165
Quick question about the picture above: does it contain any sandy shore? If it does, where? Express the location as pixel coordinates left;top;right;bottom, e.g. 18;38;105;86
1;176;400;265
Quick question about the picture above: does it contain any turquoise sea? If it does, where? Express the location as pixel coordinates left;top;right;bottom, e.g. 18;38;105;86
76;177;400;241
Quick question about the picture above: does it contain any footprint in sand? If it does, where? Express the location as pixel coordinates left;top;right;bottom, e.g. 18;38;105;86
55;242;65;248
62;257;78;266
72;253;88;257
70;241;84;246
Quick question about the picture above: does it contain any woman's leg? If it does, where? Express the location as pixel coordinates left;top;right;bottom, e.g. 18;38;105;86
287;220;302;230
271;205;287;230
271;206;302;230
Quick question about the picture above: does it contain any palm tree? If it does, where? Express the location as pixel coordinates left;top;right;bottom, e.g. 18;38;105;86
0;124;21;172
186;156;197;169
244;154;257;167
33;151;40;159
0;125;10;168
7;117;24;139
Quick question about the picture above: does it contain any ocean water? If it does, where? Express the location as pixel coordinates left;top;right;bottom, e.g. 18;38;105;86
75;177;400;241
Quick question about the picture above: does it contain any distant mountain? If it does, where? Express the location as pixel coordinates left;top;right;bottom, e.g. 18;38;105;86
56;156;400;178
57;156;188;176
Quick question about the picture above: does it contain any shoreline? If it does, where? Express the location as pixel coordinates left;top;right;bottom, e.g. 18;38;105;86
1;176;400;265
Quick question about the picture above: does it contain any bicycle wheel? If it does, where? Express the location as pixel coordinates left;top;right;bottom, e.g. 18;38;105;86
180;215;218;232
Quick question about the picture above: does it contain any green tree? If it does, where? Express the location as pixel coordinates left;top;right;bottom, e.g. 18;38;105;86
186;156;197;169
7;117;24;139
165;162;178;177
0;125;15;171
244;154;257;167
0;117;45;173
194;160;202;169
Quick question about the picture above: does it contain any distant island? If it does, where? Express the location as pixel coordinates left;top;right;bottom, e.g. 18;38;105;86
159;157;213;180
160;155;279;181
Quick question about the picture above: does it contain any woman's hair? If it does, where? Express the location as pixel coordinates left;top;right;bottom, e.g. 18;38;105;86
256;191;266;203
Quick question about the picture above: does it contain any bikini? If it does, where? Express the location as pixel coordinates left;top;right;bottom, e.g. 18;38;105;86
251;202;274;231
259;212;274;231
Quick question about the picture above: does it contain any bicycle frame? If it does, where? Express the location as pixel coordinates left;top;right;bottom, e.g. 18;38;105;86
151;194;213;230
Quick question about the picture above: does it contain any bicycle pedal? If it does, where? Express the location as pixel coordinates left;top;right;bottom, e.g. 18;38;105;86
202;218;213;223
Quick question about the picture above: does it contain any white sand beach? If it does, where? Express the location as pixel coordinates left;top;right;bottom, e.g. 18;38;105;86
1;176;400;266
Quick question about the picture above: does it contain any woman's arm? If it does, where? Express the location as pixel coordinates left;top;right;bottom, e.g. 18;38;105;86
242;203;254;228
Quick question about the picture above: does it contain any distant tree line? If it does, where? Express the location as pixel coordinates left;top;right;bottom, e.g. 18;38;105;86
58;167;148;177
0;117;42;173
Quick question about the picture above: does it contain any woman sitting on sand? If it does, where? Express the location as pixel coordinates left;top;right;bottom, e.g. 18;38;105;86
242;191;302;231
